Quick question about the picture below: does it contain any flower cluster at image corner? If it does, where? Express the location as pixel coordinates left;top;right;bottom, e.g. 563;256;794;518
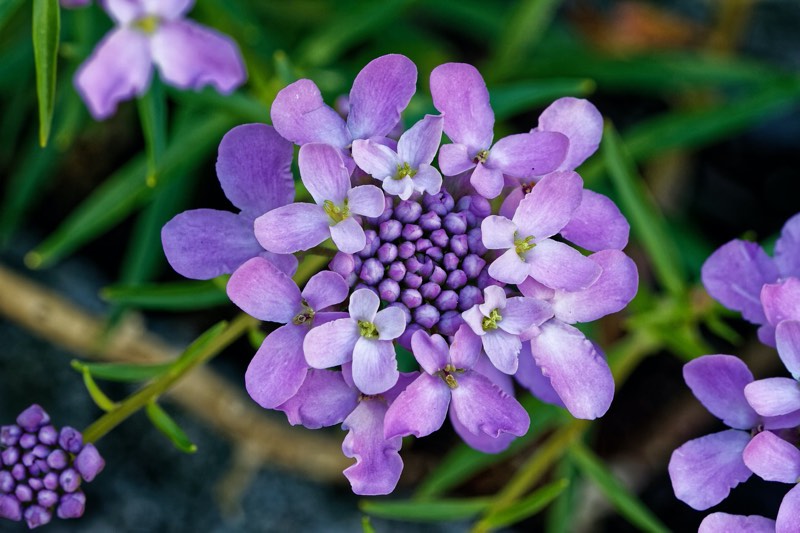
161;54;638;495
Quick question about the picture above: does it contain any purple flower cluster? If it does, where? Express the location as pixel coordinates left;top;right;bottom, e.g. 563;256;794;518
162;55;637;494
670;212;800;531
0;405;104;529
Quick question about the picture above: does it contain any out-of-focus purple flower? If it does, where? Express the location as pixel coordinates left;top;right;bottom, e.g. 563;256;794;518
699;513;776;533
352;114;444;200
255;143;385;254
0;405;104;529
162;124;297;279
430;63;568;199
75;0;246;119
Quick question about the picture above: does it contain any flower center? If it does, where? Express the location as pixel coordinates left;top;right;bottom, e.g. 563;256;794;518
473;150;489;164
514;234;536;258
291;300;315;326
133;15;161;34
358;320;379;339
436;363;462;389
396;162;417;180
482;308;502;331
521;181;535;195
323;199;350;224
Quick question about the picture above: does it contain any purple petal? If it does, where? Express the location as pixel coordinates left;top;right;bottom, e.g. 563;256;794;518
764;409;800;431
527;239;601;291
271;79;350;148
668;429;752;510
245;324;309;409
74;444;104;482
352;338;399;395
258;250;299;277
151;20;245;94
560;190;630;251
226;257;301;322
775;213;800;278
762;278;800;327
499;186;524;219
374;306;407;341
298;143;351;205
529;321;613;419
74;28;152;120
438;143;476;176
347;54;417;140
701;240;778;325
482;329;521;375
518;277;556;301
303;318;359;368
513;170;583;239
699;513;775;533
450;325;483;370
683;354;759;430
470;162;504;200
277;369;358;429
536;97;603;171
413;166;443;197
450;371;529;438
479;285;507;316
383;374;450;439
450;411;516;453
488;248;530;285
254;202;330;254
515;342;566;407
410;331;449;374
398;114;443;167
488;131;568;178
777;484;800;533
146;0;194;20
481;215;517;250
382;175;414;199
500;297;553;334
216;124;294;217
349;288;380;321
162;209;261;280
342;400;403;495
352;139;399;181
430;63;494;153
348;185;385;218
462;305;486;337
302;270;348;311
330;217;367;254
743;430;800;483
104;0;147;24
0;494;21;521
777;321;800;380
745;377;800;417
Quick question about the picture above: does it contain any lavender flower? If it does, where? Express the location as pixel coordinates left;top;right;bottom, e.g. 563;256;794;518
75;0;246;120
0;405;104;529
699;513;776;532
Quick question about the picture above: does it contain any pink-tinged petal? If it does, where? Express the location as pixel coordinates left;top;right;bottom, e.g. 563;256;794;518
488;131;568;178
351;139;399;181
762;278;800;327
216;124;294;216
74;28;152;120
258;250;298;277
488;248;531;285
142;0;193;20
301;270;348;312
151;20;245;94
352;338;399;395
530;321;613;419
561;190;630;251
449;410;516;453
450;371;529;438
683;355;759;430
245;324;308;409
438;143;476;176
382;175;414;199
342;399;403;495
701;240;779;325
384;371;419;405
450;325;483;370
347;54;417;140
226;257;301;322
552;250;639;323
470;162;504;200
474;354;515;394
745;377;800;417
277;369;357;429
764;409;800;430
412;166;442;197
462;306;486;336
298;143;350;205
499;186;525;219
528;239;601;291
777;321;800;380
384;374;450;439
330;217;366;254
349;287;380;322
515;342;566;408
374;306;406;341
398;114;443;167
500;297;553;334
777;484;800;533
743;430;800;483
481;216;517;249
270;79;350;148
430;63;494;153
518;277;556;301
536;97;603;171
668;429;752;510
482;329;521;375
162;209;262;280
303;318;359;368
700;513;775;533
410;331;449;374
104;0;146;24
513;170;583;239
347;185;385;218
776;213;800;278
254;203;330;254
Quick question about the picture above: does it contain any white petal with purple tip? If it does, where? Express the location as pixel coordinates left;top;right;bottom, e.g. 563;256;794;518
330;217;367;254
347;185;385;217
349;288;380;322
352;338;399;395
482;329;521;375
488;248;530;285
303;318;360;369
374;306;407;341
351;139;399;181
481;216;517;250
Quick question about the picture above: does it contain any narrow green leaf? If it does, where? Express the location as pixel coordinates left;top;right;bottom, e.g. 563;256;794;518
545;459;578;533
361;516;376;533
482;478;569;529
492;79;595;121
0;0;27;34
32;0;60;147
137;77;168;186
71;360;172;382
602;122;685;295
145;401;198;453
569;442;668;533
77;366;118;412
360;497;490;522
102;280;229;311
175;321;229;367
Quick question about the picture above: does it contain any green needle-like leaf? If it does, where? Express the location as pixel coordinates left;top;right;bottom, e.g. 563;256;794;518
77;366;118;412
71;360;172;383
360;497;491;522
137;77;168;187
101;280;230;311
32;0;60;147
145;401;198;454
481;478;569;529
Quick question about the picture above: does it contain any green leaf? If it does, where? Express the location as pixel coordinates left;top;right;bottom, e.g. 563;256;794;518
482;478;569;529
492;79;595;121
71;360;172;383
76;365;118;412
32;0;60;147
0;0;28;46
569;442;668;533
101;280;230;311
145;401;198;453
175;320;229;367
361;516;376;533
545;459;578;533
137;77;168;186
360;497;491;522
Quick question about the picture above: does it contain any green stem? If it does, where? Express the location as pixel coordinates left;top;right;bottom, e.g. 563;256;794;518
82;313;257;443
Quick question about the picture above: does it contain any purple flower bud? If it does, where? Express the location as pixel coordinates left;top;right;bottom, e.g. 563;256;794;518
458;285;484;310
435;290;459;311
426;246;444;262
37;490;58;509
462;210;477;228
74;444;104;482
446;270;468;290
405;256;423;274
22;453;34;467
404;272;423;289
443;212;467;235
387;261;407;281
449;234;469;257
358;230;380;258
438;311;464;336
352;255;363;273
37;426;58;446
423;191;454;215
24;505;51;529
359;258;384;285
28;478;42;491
443;253;459;271
46;450;68;471
419;282;442;301
462;254;487;279
397;241;416;259
401;289;423;309
19;434;36;450
32;445;49;459
418;257;434;278
353;284;379;298
477;269;497;290
59;469;80;493
30;461;47;477
329;252;355;278
467;228;487;255
0;471;14;493
57;492;86;519
16;405;49;433
15;485;32;503
398;323;423;350
378;279;400;302
402;224;423;241
1;447;19;467
430;228;449;248
430;266;447;285
379;219;402;242
368;196;393;225
0;494;21;521
388;302;412;325
57;427;82;454
414;304;440;329
43;473;58;491
469;195;492;217
11;465;25;481
419;212;442;231
415;238;432;253
0;426;21;447
377;243;398;264
394;200;422;223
